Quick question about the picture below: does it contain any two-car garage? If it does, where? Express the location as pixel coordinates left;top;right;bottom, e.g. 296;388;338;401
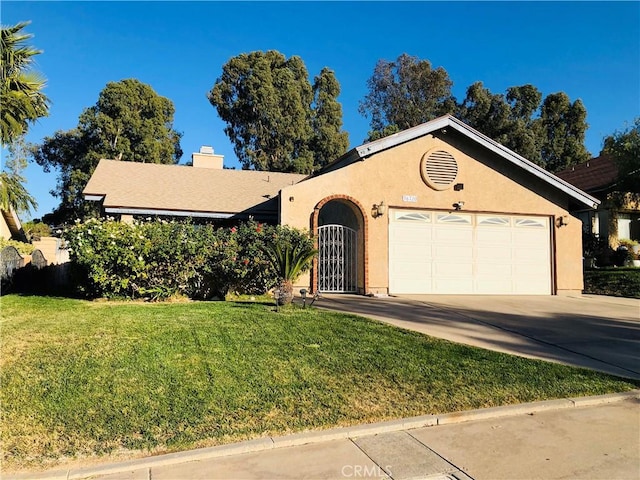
389;209;553;295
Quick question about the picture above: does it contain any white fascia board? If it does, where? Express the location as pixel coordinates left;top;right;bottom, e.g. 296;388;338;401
84;195;105;202
104;207;234;219
352;115;599;210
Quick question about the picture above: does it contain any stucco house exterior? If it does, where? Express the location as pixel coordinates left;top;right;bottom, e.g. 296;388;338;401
84;115;599;296
556;155;640;248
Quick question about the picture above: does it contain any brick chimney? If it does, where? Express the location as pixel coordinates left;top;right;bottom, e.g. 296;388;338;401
192;146;224;169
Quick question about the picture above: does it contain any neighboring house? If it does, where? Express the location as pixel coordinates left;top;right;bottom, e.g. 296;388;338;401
84;147;307;224
1;208;27;242
84;115;599;296
556;155;640;248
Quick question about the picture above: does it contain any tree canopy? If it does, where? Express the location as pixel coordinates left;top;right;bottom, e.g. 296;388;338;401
360;54;590;172
208;50;349;173
602;118;640;193
359;54;456;141
32;79;182;224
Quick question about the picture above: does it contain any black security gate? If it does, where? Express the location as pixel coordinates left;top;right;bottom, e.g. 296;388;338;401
318;224;357;293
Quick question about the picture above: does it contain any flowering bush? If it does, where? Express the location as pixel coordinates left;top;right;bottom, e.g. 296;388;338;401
63;218;314;300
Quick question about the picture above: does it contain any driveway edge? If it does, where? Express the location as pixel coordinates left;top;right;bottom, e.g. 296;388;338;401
8;390;639;480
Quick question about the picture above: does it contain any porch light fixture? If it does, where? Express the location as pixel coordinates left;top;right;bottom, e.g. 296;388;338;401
556;215;569;228
372;201;386;218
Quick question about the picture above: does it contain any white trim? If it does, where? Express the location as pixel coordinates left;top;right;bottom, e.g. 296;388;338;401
104;207;234;219
84;195;105;202
343;115;599;210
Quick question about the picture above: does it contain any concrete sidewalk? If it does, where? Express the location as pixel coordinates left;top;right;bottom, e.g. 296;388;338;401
7;392;639;480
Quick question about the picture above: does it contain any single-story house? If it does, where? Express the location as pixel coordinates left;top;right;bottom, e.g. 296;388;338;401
84;115;599;296
555;155;640;248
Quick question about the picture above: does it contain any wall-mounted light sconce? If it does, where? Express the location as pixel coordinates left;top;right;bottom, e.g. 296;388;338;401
453;201;465;211
371;201;386;218
556;215;570;228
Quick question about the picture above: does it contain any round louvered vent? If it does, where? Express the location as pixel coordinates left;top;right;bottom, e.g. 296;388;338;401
420;149;458;190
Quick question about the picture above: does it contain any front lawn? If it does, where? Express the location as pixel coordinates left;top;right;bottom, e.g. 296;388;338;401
1;295;638;472
584;267;640;298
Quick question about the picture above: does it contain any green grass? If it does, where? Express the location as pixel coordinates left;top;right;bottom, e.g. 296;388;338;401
1;295;638;471
584;268;640;298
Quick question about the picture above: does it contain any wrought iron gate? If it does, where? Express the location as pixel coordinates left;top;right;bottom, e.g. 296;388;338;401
318;224;357;293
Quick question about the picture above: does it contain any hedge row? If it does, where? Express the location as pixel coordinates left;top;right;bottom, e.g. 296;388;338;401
583;268;640;299
64;218;313;300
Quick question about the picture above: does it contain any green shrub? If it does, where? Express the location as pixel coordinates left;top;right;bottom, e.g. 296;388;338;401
22;221;51;240
63;218;314;300
0;239;34;256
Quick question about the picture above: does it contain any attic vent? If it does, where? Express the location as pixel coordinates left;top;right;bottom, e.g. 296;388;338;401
421;149;458;190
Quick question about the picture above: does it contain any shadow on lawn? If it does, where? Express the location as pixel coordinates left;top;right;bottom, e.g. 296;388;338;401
317;294;640;382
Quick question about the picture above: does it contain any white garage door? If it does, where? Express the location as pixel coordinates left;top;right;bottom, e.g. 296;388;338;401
389;210;552;294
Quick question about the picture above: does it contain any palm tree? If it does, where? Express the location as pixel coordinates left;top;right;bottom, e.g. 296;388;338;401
265;240;317;305
0;171;37;213
1;22;47;214
1;21;50;146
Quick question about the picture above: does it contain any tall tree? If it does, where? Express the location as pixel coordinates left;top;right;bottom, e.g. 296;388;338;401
360;55;590;171
359;54;456;141
602;118;640;193
459;83;544;165
1;21;50;145
458;81;512;145
209;50;348;173
0;135;37;214
504;85;543;164
538;92;589;172
32;79;183;224
310;68;349;169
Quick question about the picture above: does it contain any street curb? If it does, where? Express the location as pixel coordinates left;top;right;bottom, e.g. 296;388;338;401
7;390;639;480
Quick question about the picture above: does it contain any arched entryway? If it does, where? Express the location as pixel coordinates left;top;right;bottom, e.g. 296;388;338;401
312;196;367;294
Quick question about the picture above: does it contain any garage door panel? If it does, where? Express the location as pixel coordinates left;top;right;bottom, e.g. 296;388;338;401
476;263;512;276
389;210;552;295
433;277;474;294
476;228;513;244
433;228;473;243
476;246;512;260
476;278;514;293
433;262;473;276
514;248;548;262
434;245;472;260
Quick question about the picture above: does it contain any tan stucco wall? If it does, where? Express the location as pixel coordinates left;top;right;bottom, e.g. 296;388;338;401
281;132;584;295
0;213;11;240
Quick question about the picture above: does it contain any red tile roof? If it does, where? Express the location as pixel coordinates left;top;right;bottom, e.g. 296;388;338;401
555;155;618;193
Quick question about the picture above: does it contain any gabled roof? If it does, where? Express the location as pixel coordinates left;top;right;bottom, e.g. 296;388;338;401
83;160;307;219
555;155;618;194
317;115;600;209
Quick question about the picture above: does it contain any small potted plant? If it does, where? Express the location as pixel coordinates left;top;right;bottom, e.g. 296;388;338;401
618;239;639;267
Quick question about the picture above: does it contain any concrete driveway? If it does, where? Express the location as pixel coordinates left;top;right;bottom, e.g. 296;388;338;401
317;294;640;380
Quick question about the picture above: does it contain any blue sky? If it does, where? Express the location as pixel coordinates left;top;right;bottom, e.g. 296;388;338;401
3;1;639;221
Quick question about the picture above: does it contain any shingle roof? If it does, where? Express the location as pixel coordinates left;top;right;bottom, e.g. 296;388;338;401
83;160;307;218
555;155;618;193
